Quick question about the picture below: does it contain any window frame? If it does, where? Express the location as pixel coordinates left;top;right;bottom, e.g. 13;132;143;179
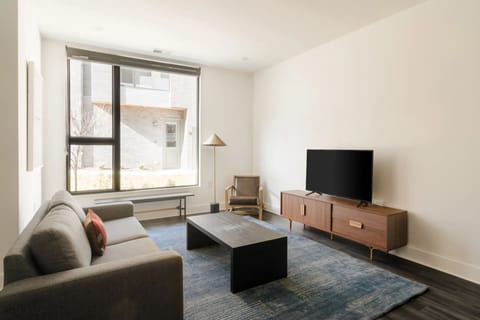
66;47;200;195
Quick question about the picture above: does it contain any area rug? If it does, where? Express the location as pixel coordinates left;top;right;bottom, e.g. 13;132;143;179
147;217;427;320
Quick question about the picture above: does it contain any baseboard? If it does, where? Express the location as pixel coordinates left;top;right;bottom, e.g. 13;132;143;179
264;202;480;284
264;202;280;215
392;246;480;285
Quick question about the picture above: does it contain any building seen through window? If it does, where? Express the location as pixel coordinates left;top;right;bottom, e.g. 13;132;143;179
68;57;199;192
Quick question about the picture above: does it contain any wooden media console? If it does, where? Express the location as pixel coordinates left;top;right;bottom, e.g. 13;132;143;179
280;190;407;260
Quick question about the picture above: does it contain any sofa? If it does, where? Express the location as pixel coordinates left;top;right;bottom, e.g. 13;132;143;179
0;191;183;320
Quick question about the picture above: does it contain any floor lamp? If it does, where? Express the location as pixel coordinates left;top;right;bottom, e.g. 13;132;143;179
202;133;226;213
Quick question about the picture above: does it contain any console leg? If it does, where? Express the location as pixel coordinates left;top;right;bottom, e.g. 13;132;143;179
369;247;374;261
289;219;292;230
330;233;334;240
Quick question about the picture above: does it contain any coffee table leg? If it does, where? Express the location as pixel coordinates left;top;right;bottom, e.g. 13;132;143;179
186;222;216;250
230;238;287;293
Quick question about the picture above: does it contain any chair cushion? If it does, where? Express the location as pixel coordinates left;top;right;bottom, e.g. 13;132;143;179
84;209;107;256
234;176;260;197
48;190;87;222
91;237;159;265
229;195;258;205
30;205;92;274
103;217;148;246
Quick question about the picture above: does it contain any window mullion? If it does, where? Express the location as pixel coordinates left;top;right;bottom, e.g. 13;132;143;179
113;65;121;191
69;137;115;145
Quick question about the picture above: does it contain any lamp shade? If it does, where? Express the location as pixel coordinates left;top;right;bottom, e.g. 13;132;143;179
202;133;226;146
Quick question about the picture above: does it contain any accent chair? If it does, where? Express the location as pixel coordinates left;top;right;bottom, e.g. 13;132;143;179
225;175;263;220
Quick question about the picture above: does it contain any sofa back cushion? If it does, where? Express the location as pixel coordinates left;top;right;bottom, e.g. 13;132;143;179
3;202;50;285
30;205;92;274
48;190;87;222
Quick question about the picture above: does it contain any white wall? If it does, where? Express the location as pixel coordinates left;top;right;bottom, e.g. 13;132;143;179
41;39;67;200
41;39;253;217
0;0;42;283
253;0;480;284
18;0;42;230
0;0;20;283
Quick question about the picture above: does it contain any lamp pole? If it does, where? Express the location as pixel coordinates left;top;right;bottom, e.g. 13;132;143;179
202;133;226;213
213;145;216;204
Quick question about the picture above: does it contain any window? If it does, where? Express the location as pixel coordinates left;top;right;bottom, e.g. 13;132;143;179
166;123;177;148
67;48;199;193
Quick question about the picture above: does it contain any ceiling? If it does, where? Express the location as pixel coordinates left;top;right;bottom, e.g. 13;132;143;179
28;0;424;72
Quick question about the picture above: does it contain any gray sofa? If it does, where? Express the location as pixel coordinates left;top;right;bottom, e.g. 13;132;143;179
0;191;183;320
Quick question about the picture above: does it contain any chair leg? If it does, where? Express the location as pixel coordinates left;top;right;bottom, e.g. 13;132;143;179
258;207;263;221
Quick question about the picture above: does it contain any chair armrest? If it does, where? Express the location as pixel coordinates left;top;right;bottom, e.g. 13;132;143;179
0;250;183;320
83;201;134;221
225;185;234;209
258;186;263;206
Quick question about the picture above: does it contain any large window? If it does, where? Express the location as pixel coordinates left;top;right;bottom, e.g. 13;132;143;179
67;48;199;193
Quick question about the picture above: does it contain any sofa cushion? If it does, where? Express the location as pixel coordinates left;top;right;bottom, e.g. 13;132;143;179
229;195;258;205
48;190;87;222
91;237;159;265
30;205;92;274
103;217;148;246
84;209;107;256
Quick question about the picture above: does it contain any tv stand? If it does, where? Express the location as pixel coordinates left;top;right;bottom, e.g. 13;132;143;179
280;190;407;261
305;191;322;196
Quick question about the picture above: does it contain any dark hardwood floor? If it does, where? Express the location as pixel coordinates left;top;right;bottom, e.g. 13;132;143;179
141;212;480;320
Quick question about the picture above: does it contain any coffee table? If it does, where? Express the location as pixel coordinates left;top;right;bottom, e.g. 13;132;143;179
186;213;287;293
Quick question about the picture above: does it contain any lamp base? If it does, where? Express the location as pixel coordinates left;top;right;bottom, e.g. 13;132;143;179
210;203;220;213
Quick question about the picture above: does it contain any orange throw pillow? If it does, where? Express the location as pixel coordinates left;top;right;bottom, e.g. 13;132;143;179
84;209;107;256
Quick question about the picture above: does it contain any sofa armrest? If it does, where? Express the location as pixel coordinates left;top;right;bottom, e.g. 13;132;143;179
83;201;134;221
0;250;183;320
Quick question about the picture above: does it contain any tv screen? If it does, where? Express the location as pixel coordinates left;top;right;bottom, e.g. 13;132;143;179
306;149;373;202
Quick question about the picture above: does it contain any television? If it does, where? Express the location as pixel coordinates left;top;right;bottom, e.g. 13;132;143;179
306;149;373;203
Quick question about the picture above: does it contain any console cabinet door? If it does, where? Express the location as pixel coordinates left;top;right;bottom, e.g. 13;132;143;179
303;199;331;232
281;193;304;223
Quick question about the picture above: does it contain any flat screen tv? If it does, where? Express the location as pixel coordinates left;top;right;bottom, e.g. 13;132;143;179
306;149;373;203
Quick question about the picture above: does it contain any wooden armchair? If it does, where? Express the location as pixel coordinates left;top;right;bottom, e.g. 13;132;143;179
225;176;263;220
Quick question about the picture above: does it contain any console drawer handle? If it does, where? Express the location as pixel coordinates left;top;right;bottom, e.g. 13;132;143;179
349;220;363;229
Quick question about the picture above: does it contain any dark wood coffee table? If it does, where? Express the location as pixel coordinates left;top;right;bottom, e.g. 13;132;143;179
186;213;287;293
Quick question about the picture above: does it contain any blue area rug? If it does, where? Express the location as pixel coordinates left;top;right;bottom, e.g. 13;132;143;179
147;216;427;320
